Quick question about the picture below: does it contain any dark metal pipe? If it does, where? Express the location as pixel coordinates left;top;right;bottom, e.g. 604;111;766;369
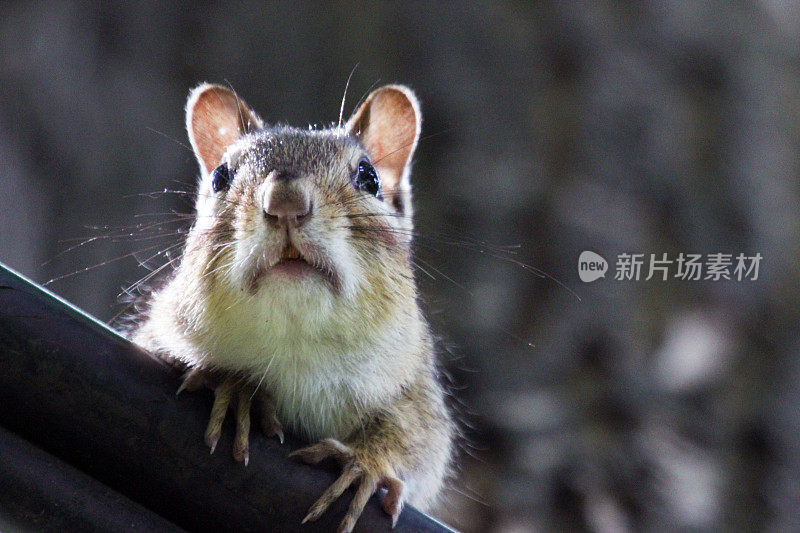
0;425;185;533
0;262;455;533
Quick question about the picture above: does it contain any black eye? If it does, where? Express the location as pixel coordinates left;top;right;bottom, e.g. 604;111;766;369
354;158;381;199
211;164;230;193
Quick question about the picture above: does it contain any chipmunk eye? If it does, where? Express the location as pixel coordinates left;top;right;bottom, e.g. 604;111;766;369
354;158;382;199
211;164;231;193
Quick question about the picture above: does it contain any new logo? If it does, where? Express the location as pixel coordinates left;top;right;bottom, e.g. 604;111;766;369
579;251;608;282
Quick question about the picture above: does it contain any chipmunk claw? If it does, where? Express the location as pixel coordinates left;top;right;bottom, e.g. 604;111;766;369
179;368;282;462
203;374;234;455
293;438;406;532
175;366;231;455
205;433;220;454
381;476;405;528
255;389;284;444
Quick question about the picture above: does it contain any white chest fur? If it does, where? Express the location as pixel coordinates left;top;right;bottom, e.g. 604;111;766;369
187;280;416;440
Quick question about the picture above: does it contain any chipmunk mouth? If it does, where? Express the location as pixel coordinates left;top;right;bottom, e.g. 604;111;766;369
251;242;340;292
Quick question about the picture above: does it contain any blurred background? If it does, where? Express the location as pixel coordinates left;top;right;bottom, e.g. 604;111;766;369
1;2;799;531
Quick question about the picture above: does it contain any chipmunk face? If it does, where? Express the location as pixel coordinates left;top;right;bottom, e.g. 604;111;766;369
183;84;421;329
204;127;391;300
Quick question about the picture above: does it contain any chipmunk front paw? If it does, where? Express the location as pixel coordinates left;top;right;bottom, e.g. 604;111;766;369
177;368;284;465
290;438;406;532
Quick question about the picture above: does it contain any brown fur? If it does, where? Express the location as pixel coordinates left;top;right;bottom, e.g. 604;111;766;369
130;83;455;532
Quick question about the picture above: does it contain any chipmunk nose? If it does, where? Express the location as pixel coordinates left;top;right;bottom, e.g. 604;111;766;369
263;179;312;227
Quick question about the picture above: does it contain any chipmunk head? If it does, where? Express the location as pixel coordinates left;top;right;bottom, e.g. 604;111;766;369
182;83;421;332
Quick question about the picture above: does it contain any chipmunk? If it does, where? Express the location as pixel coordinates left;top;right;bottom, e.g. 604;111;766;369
130;82;455;532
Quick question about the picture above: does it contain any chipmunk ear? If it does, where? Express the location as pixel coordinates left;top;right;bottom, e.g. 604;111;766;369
186;84;263;174
347;85;421;213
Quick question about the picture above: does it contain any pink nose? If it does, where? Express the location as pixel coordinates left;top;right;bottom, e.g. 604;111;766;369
264;184;311;227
